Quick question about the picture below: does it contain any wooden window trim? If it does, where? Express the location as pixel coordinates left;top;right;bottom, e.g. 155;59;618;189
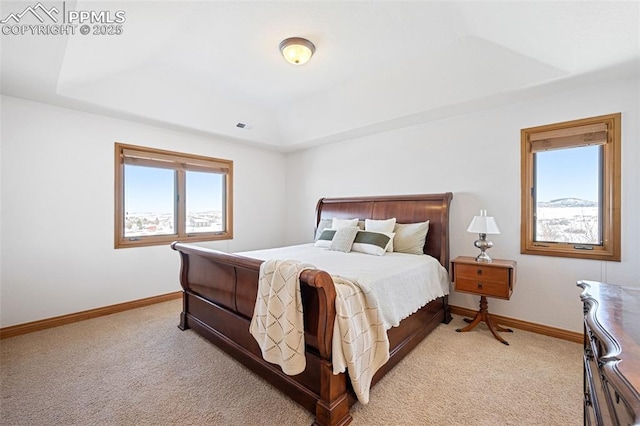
114;143;233;249
520;113;621;261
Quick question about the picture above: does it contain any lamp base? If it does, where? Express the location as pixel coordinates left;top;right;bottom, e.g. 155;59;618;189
475;251;493;263
474;233;493;263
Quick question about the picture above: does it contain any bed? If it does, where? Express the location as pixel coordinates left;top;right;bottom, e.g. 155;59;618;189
171;193;453;426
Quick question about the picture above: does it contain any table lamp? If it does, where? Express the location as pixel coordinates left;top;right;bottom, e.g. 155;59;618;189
467;210;500;262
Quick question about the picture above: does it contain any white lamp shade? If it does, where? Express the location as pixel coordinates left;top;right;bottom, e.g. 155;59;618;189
467;210;501;234
279;37;315;65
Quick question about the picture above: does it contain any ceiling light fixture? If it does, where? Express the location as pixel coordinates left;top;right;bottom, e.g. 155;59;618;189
279;37;315;65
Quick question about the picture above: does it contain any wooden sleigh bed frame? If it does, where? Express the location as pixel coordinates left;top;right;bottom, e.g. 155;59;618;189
171;193;453;426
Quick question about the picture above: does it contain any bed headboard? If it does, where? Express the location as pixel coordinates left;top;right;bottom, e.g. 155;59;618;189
315;193;453;269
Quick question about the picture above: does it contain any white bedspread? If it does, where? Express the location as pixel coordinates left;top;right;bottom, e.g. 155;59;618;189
240;243;450;404
238;243;450;329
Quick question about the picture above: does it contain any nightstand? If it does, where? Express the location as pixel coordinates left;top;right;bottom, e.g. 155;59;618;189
450;256;517;345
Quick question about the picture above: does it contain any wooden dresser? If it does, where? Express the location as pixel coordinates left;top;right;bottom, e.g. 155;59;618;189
578;281;640;426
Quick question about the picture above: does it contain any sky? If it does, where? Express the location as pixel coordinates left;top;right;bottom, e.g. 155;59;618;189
124;165;223;214
535;145;600;203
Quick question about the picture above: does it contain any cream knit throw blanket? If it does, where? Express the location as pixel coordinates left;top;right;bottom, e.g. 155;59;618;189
249;259;314;376
331;276;389;404
250;260;389;403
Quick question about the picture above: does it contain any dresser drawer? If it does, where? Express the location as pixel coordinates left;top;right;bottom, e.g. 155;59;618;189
455;263;509;282
455;277;510;299
584;345;611;425
603;376;636;426
583;353;599;426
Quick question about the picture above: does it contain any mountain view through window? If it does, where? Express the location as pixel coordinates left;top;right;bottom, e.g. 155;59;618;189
534;145;601;245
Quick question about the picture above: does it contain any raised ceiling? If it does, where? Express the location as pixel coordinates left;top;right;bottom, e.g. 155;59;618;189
1;1;639;151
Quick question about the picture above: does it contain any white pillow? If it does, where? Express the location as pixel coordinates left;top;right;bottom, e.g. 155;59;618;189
329;227;359;253
393;221;429;255
314;218;333;241
332;218;359;229
365;218;396;232
351;230;393;256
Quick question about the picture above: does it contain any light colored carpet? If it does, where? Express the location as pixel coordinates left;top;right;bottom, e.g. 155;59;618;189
1;299;582;425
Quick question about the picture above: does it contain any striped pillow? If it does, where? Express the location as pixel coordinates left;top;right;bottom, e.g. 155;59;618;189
351;230;393;256
314;229;336;248
365;218;397;251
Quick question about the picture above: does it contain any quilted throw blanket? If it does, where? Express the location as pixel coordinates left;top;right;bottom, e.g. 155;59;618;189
331;276;389;404
249;259;314;376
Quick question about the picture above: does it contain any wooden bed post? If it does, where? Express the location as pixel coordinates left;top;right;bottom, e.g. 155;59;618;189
443;295;453;324
178;292;189;331
172;243;190;331
301;269;353;426
314;360;352;426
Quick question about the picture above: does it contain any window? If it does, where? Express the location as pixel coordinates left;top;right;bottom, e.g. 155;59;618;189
114;143;233;248
520;113;621;261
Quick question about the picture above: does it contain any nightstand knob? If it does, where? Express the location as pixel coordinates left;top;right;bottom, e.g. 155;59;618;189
477;283;483;290
477;269;483;276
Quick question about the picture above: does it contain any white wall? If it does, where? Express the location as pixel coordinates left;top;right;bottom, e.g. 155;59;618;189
0;96;287;327
2;73;638;333
284;75;639;333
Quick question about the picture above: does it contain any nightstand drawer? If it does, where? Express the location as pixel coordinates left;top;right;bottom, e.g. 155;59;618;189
450;256;516;301
454;263;509;282
455;277;510;299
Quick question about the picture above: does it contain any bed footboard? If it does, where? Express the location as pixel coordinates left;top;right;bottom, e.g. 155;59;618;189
171;242;352;426
170;191;453;426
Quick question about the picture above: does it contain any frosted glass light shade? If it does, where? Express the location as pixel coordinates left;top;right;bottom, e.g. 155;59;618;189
279;37;315;65
467;210;501;234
